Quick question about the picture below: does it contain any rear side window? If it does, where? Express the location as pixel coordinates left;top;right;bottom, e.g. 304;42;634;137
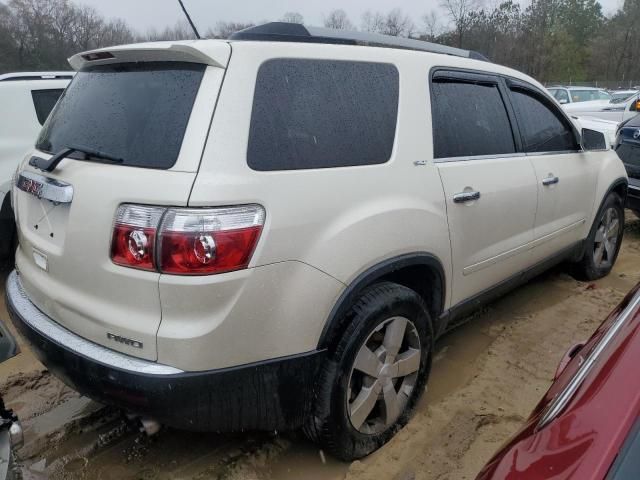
431;80;516;158
509;88;579;153
36;62;205;169
31;89;64;125
248;59;399;171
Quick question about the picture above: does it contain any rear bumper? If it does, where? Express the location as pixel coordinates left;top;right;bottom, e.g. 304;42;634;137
6;270;325;431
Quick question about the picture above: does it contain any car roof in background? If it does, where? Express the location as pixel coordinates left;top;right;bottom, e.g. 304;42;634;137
0;71;74;82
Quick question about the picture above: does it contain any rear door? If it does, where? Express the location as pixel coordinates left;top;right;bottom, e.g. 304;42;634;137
506;81;598;262
432;71;538;305
13;57;228;361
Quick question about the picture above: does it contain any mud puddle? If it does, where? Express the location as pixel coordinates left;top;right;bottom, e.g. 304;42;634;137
1;215;639;479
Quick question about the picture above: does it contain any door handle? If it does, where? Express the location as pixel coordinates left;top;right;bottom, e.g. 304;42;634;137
453;191;481;203
542;176;560;186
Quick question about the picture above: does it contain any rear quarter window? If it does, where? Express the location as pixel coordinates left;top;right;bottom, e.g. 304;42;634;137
31;89;64;125
247;59;399;171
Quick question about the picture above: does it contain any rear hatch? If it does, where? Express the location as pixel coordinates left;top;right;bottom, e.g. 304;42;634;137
13;42;230;361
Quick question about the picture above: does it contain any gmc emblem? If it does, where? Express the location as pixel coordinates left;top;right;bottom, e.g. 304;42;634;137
107;332;143;349
18;177;43;198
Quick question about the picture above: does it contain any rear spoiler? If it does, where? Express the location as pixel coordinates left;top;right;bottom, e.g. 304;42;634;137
68;40;231;71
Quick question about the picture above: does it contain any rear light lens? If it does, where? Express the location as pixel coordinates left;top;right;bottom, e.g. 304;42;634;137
159;206;265;275
111;205;165;271
110;204;265;276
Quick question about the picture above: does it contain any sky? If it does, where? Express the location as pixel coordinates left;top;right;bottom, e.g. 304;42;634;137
76;0;625;34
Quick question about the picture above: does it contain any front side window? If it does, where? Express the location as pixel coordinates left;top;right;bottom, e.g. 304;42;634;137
248;59;399;171
510;88;579;153
431;79;516;159
37;62;205;169
31;89;64;125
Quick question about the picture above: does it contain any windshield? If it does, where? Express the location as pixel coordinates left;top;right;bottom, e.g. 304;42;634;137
611;92;638;104
569;89;610;102
36;62;205;169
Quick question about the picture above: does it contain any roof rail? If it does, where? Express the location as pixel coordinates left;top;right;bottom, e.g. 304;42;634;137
229;22;489;62
0;71;75;82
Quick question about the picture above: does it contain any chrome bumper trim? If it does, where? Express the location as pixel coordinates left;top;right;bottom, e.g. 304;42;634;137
6;271;183;375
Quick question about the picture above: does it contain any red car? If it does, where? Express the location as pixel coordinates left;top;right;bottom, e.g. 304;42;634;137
477;284;640;480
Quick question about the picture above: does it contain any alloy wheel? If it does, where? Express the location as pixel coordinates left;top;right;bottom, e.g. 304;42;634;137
593;207;620;268
347;316;421;435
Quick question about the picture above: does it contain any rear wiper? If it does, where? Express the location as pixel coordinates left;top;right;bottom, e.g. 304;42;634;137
30;145;124;172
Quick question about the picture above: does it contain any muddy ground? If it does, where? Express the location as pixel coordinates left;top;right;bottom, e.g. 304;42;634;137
1;215;640;480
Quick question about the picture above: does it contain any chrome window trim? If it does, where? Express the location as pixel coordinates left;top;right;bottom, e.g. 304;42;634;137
628;184;640;192
433;152;526;163
434;150;584;163
537;289;640;430
525;150;582;157
6;271;184;375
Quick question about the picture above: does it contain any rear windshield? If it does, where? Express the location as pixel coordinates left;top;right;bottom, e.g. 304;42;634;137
36;62;205;169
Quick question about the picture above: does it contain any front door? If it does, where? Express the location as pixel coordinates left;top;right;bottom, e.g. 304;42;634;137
506;82;598;261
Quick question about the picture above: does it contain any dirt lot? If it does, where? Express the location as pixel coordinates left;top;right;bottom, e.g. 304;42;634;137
2;215;640;480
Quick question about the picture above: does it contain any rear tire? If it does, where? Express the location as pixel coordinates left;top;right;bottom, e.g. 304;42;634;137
574;193;624;280
304;282;433;461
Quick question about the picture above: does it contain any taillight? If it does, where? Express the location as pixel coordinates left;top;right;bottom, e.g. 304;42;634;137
110;204;265;276
111;205;165;271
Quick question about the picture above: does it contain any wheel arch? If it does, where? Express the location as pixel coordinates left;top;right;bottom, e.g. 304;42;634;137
317;253;446;351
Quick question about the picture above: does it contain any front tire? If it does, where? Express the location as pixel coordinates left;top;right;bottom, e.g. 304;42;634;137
575;193;624;280
305;282;433;461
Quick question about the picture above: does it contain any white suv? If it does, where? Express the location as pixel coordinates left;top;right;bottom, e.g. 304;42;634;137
5;24;628;460
0;72;72;265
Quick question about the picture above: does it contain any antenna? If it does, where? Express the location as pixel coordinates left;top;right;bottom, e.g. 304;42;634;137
177;0;201;39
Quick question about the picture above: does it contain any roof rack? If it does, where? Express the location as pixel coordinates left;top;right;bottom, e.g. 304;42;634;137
0;72;75;82
229;22;489;62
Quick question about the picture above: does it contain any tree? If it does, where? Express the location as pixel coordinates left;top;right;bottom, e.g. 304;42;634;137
280;12;304;24
361;10;385;33
440;0;479;47
422;10;442;40
205;21;255;39
361;9;415;37
323;9;354;30
383;8;415;37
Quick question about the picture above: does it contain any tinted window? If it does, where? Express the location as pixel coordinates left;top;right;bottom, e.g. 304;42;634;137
36;62;205;169
431;80;515;158
554;89;570;103
248;59;399;171
31;89;64;125
510;88;579;153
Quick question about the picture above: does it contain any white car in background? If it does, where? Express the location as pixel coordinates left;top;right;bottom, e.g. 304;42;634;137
562;91;640;123
570;115;620;147
547;86;611;104
0;72;72;264
609;89;638;103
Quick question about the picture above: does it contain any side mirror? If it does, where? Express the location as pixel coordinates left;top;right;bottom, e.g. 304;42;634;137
559;98;569;105
0;320;18;363
581;128;608;151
